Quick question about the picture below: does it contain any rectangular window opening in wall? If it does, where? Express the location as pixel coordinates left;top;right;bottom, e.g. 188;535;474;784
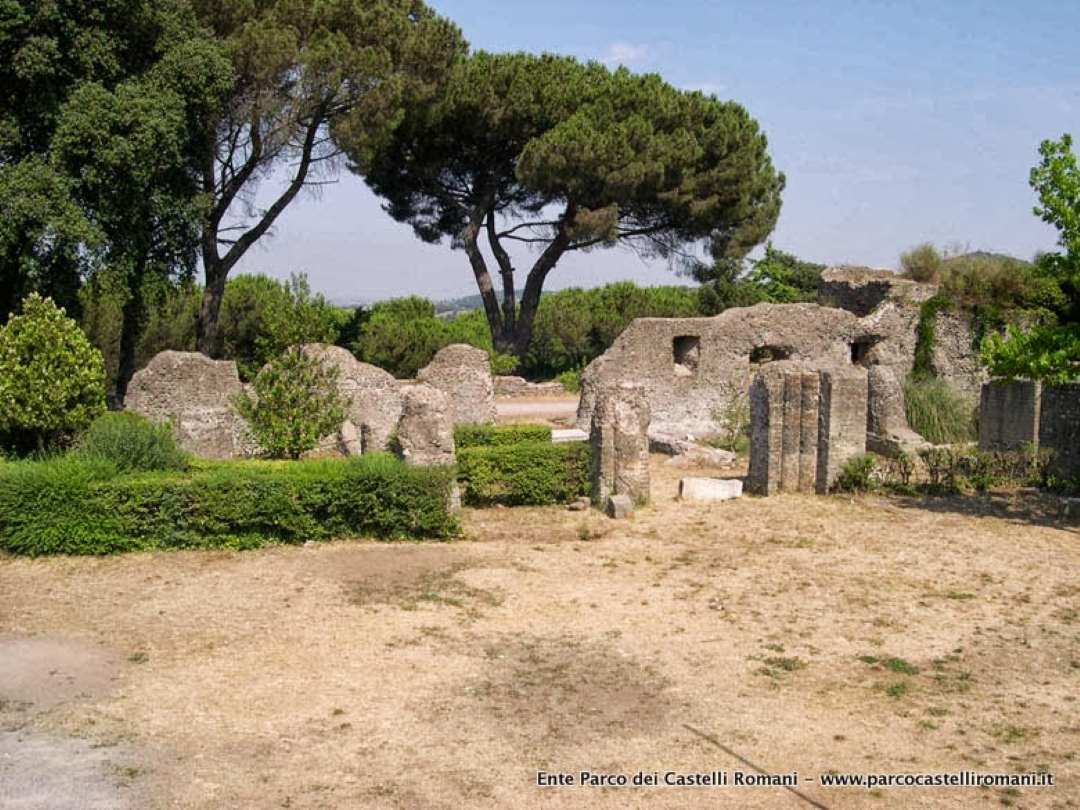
850;339;874;366
673;335;701;376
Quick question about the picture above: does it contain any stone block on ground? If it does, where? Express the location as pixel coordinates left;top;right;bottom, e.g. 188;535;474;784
605;494;634;519
678;477;743;502
664;446;737;469
396;384;455;466
552;428;588;444
417;343;496;426
1039;383;1080;481
816;366;869;493
590;382;651;505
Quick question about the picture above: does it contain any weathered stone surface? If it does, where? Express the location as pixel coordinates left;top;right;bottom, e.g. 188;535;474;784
978;380;1041;451
748;364;867;495
817;266;936;317
1039;383;1080;481
417;344;496;425
298;344;402;453
867;365;932;457
605;494;634;519
552;428;589;444
494;376;568;398
396;384;455;466
664;446;737;469
816;366;869;494
678;477;743;502
125;351;255;459
590;382;651;505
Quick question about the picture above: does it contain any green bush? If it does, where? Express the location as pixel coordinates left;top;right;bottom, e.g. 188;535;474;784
899;243;944;283
902;376;977;445
556;368;582;393
75;412;189;473
233;348;347;459
0;293;106;451
454;424;552;449
0;454;458;556
457;441;590;506
834;454;879;493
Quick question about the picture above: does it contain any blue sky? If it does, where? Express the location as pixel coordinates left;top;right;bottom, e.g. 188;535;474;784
233;0;1080;303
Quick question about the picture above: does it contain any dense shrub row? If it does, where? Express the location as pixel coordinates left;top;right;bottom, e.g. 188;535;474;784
0;454;458;556
454;424;552;448
457;441;590;506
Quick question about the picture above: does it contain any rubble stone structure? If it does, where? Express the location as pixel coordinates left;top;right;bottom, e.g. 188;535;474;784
396;384;456;466
578;267;985;448
125;351;255;459
299;344;402;453
418;344;496;425
978;380;1042;451
748;364;867;495
590;382;651;505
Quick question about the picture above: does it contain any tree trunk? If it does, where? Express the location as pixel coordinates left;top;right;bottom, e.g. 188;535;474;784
113;267;146;408
196;259;227;356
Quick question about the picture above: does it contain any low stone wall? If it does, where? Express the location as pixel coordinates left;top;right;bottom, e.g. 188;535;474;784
493;376;568;398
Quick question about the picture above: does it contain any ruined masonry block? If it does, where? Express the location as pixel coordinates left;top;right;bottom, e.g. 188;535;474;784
396;384;455;466
679;477;743;502
816;367;869;494
978;380;1041;452
590;382;651;506
417;344;496;426
125;351;256;459
748;365;868;496
1039;383;1080;481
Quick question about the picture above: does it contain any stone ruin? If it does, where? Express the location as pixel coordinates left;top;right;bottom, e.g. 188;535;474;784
979;379;1080;480
396;384;456;466
589;382;651;507
417;343;496;425
578;266;987;456
299;344;402;454
126;343;496;464
748;364;868;495
124;351;256;459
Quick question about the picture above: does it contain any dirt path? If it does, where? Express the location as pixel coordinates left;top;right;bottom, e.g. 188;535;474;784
495;395;579;426
1;460;1077;808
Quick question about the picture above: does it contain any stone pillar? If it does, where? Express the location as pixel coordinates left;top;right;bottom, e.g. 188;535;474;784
978;379;1041;451
749;365;868;496
417;343;496;426
748;372;785;495
590;382;651;505
396;384;455;466
816;366;869;493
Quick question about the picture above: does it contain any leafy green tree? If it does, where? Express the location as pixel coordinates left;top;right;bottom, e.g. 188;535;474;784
692;244;822;315
233;348;347;459
346;51;784;356
0;294;106;451
983;135;1080;384
190;0;465;354
899;243;944;283
217;274;342;380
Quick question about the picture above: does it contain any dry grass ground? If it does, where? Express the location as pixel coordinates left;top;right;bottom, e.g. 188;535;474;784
1;458;1078;809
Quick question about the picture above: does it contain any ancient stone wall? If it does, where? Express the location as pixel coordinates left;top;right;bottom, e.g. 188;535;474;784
493;376;568;398
578;267;983;444
1038;383;1080;480
978;380;1041;451
590;382;651;505
748;364;867;495
417;344;496;425
125;351;256;459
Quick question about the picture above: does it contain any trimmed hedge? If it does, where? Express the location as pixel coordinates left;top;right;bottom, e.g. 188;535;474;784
457;441;590;506
0;453;458;556
454;423;553;449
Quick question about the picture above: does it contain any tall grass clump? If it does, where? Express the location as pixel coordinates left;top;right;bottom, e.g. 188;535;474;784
902;376;977;445
75;412;189;473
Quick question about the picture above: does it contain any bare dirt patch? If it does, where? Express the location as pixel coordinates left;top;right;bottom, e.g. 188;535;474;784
0;456;1077;808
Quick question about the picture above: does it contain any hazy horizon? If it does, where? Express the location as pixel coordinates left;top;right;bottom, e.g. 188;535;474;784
226;0;1078;304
